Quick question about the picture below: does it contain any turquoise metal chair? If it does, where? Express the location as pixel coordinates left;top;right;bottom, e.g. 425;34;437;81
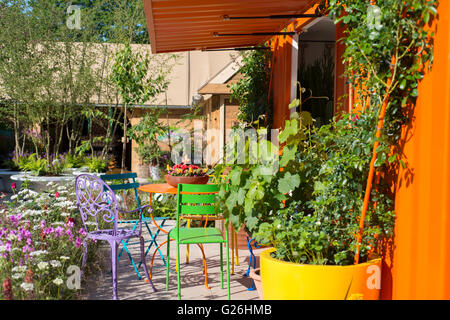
166;183;230;300
100;172;168;280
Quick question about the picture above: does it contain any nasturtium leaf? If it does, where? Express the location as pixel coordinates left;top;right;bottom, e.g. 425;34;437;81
278;172;300;194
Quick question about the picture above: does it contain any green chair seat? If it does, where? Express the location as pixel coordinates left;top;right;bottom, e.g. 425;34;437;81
169;227;225;244
166;183;230;300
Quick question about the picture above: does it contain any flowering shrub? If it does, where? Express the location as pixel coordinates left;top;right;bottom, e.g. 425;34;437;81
0;182;99;299
166;164;208;177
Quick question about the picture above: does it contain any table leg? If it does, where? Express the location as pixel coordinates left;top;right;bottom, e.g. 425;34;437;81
186;218;190;264
230;226;235;275
234;227;239;266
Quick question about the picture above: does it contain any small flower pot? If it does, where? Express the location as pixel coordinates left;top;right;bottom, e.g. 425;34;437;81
165;174;209;188
138;163;150;179
150;165;161;181
249;268;263;300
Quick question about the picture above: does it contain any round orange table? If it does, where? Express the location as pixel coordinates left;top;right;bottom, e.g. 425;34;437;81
138;183;239;274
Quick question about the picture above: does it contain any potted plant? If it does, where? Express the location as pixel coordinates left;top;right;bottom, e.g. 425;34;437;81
165;163;209;187
215;92;395;299
127;110;168;180
256;109;396;300
10;153;74;192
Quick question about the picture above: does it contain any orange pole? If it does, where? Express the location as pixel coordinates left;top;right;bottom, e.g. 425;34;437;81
354;55;396;264
348;58;354;113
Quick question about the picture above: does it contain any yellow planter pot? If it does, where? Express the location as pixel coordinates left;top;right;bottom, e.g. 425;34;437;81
260;248;381;300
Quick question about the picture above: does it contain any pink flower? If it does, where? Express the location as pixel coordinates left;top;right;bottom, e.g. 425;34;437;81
75;237;83;248
11;183;16;190
55;192;59;198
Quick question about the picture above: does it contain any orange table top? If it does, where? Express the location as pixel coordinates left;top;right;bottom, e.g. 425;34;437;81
138;183;177;194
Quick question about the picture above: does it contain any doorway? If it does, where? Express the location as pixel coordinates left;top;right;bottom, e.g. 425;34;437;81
296;17;336;127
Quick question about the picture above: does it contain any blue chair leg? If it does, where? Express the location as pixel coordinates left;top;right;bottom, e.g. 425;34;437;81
118;220;139;260
244;237;257;291
121;239;142;280
139;220;167;268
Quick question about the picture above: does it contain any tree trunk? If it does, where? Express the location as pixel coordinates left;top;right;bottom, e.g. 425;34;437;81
121;104;127;170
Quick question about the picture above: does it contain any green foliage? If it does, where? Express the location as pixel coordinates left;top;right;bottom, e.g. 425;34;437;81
64;154;86;169
84;156;108;173
127;109;168;165
254;111;395;265
229;49;272;127
214;109;312;233
19;154;66;176
247;0;437;266
320;0;438;163
111;43;176;168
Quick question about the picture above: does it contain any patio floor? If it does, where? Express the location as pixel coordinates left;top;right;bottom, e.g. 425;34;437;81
82;220;263;300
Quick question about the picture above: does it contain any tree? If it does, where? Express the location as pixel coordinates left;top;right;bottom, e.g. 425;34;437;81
111;43;175;170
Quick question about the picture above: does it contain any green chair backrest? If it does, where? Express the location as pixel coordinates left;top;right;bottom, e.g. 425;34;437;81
176;183;219;220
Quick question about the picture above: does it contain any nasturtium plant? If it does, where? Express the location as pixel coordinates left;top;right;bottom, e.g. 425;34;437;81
214;108;312;234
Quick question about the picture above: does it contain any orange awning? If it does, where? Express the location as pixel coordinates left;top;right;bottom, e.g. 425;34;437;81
143;0;320;53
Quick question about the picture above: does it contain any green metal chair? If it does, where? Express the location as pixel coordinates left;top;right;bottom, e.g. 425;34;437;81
166;183;230;300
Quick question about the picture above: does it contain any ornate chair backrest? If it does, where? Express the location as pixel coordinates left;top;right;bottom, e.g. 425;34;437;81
75;174;118;234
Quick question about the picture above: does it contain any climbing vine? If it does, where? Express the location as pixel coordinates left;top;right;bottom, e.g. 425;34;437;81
229;48;273;127
319;0;438;167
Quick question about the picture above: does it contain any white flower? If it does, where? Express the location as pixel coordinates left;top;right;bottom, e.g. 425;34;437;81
52;278;64;286
60;256;70;261
10;195;18;200
277;224;281;229
315;221;321;226
12;266;27;273
20;282;34;291
51;222;65;226
54;201;73;208
7;233;17;241
12;273;25;280
60;212;70;217
49;260;62;268
37;261;49;270
0;245;7;253
30;250;48;257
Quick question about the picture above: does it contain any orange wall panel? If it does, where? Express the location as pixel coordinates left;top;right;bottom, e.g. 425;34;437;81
271;34;293;129
384;1;450;299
